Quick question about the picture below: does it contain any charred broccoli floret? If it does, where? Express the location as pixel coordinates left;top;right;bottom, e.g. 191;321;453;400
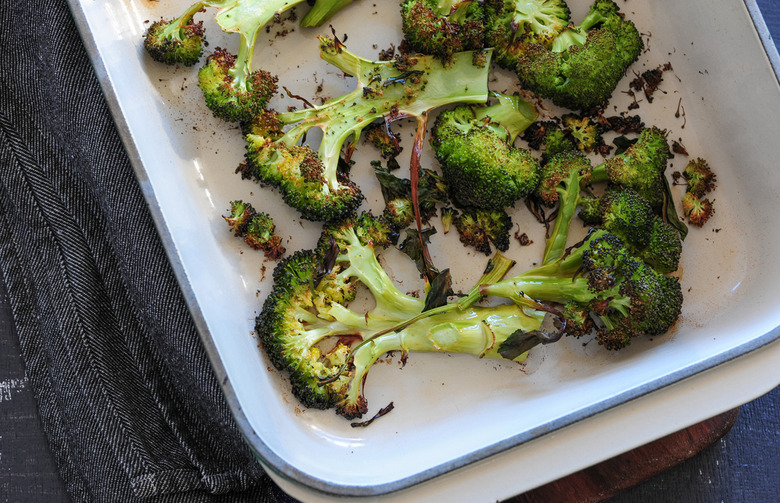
683;157;717;197
223;200;286;259
681;192;714;227
431;93;540;210
515;0;643;111
145;1;353;123
481;230;683;350
483;0;571;70
591;127;672;212
453;208;513;255
374;165;447;230
144;3;206;66
593;188;682;273
562;114;602;153
400;0;487;62
241;37;493;222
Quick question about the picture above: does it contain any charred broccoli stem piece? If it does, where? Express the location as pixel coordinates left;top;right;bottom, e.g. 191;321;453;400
242;37;493;222
223;200;286;259
431;93;540;210
516;0;643;111
400;0;487;62
483;0;571;70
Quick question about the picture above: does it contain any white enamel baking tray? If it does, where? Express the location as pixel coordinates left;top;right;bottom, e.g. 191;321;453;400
69;0;780;500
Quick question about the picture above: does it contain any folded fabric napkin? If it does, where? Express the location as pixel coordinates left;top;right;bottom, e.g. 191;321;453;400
0;1;296;501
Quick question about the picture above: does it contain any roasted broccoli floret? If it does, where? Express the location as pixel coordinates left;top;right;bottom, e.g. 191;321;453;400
431;93;540;210
241;37;493;222
681;192;714;227
223;200;286;259
144;0;353;123
400;0;487;62
515;0;643;111
562;114;602;153
144;3;206;66
591;127;672;212
595;188;681;273
481;230;683;350
483;0;571;70
453;208;513;255
373;165;446;230
683;157;717;197
257;212;530;418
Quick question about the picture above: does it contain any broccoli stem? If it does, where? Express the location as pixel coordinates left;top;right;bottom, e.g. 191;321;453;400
542;168;588;264
473;92;539;143
301;0;355;27
157;2;207;41
342;303;544;410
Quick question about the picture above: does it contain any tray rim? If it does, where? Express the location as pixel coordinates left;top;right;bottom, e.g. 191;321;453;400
65;0;780;497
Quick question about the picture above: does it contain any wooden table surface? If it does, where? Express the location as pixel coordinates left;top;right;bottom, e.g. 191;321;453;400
2;2;779;502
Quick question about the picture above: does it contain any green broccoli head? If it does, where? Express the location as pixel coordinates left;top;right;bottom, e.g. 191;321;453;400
481;230;683;350
517;0;643;111
143;4;206;66
432;104;540;210
483;0;571;69
400;0;487;62
597;127;672;211
562;114;602;153
198;48;279;124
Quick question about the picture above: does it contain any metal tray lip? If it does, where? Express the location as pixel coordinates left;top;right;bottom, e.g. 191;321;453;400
66;0;780;498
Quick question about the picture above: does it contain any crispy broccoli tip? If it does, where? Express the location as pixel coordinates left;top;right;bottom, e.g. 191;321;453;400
432;95;540;211
401;0;487;62
562;114;602;153
144;3;206;66
454;208;513;255
681;192;714;227
683;157;717;197
224;200;286;259
516;0;643;111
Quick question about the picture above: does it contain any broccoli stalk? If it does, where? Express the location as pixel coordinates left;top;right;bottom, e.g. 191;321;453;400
257;212;523;417
242;37;493;222
337;302;543;418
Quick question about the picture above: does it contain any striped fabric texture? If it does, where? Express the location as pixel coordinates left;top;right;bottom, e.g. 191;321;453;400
0;1;296;501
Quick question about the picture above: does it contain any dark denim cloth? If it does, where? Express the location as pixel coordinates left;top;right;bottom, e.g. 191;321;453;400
0;1;295;501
